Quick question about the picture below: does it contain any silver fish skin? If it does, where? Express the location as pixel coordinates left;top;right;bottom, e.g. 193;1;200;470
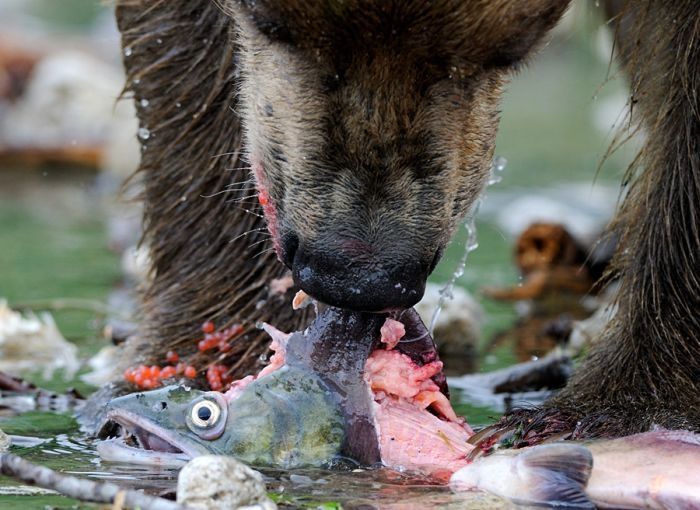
585;430;700;510
451;430;700;510
450;443;594;508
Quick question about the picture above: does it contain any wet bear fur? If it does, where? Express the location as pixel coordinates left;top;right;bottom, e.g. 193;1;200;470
110;0;700;437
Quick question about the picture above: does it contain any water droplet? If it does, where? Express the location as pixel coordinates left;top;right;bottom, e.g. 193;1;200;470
137;127;151;140
428;155;507;333
175;102;182;108
140;98;150;108
156;38;163;44
124;46;133;57
488;156;507;185
134;78;140;85
429;200;482;334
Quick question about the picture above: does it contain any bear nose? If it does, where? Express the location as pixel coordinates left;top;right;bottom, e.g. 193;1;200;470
289;240;430;312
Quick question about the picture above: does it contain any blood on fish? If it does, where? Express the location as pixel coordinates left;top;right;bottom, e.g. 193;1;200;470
364;349;443;399
109;307;475;476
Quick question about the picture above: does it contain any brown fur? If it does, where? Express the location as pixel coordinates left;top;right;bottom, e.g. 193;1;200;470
103;0;312;398
540;0;700;435
106;0;566;394
108;0;699;438
497;0;700;440
229;0;569;311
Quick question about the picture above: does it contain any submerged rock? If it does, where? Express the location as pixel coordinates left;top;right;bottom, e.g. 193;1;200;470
176;455;276;510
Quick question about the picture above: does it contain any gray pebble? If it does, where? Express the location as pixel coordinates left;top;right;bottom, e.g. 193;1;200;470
177;456;276;510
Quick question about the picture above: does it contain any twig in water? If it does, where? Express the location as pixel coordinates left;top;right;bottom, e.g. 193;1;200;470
0;453;188;510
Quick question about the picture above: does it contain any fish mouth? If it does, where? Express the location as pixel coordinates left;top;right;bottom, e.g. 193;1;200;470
96;409;199;467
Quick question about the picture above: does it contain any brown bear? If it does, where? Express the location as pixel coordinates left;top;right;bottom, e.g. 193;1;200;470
109;0;699;438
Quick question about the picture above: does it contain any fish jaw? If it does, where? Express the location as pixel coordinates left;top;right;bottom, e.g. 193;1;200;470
96;385;227;466
97;408;210;466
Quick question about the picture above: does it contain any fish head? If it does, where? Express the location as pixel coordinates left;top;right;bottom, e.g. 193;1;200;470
97;369;347;468
97;385;230;466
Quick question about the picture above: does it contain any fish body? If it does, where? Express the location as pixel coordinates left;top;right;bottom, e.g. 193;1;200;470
451;430;700;510
585;430;700;510
99;366;345;468
98;307;473;472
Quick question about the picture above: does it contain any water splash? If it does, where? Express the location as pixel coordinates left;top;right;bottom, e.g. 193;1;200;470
428;156;507;334
488;156;507;186
137;127;151;140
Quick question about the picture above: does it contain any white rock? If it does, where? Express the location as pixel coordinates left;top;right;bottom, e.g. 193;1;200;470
177;456;277;510
568;301;617;355
120;244;152;283
0;300;78;379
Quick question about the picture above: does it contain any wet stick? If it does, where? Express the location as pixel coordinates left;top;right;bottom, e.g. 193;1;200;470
0;453;188;510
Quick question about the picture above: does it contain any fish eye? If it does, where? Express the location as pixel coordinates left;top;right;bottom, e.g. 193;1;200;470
185;392;227;440
190;400;221;428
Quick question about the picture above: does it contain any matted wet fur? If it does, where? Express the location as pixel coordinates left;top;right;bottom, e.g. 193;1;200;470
528;0;700;438
107;0;699;438
89;0;313;409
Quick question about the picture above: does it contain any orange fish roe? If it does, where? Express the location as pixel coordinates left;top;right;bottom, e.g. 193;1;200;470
124;362;193;389
206;364;233;391
197;323;244;353
123;321;242;390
